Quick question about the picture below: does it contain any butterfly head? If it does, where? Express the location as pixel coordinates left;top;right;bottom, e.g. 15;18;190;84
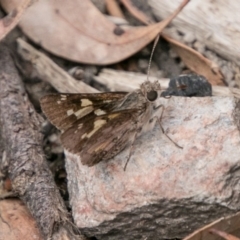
140;80;161;102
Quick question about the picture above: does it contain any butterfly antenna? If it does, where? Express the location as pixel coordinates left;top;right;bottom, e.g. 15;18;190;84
147;34;160;81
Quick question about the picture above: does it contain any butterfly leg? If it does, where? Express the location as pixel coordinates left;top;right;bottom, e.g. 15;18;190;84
123;128;140;171
156;104;183;149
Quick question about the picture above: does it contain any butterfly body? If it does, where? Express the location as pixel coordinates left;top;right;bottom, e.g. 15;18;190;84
40;80;163;167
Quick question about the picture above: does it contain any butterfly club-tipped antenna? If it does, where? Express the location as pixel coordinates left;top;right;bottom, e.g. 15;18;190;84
147;35;182;148
123;36;161;171
146;34;160;82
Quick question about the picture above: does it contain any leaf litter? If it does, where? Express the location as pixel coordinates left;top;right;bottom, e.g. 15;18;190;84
1;0;189;64
120;0;224;86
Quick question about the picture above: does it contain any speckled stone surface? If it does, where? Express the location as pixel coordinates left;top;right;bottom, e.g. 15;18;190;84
65;96;240;240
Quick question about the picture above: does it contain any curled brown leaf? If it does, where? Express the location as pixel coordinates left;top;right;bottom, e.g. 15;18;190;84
120;0;224;85
2;0;189;65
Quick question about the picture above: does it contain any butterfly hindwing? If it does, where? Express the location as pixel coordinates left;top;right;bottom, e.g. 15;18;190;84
60;109;141;166
40;92;127;131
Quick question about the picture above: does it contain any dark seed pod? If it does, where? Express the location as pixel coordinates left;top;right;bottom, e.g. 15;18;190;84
161;74;212;97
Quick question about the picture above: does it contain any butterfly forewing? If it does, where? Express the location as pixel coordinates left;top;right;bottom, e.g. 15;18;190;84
40;92;127;131
40;92;142;166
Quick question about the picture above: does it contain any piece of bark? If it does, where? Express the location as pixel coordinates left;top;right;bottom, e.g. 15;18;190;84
94;68;169;91
94;68;240;97
65;96;240;240
0;44;86;240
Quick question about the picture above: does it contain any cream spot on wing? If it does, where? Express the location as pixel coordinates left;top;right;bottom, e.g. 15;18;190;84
81;119;106;139
81;133;87;139
78;123;83;129
103;100;112;103
67;109;74;116
74;106;93;119
61;95;67;101
57;100;61;104
108;113;120;119
94;141;109;151
94;119;107;128
81;99;92;107
94;109;106;116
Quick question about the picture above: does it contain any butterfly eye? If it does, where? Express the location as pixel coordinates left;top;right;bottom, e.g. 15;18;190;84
147;90;158;101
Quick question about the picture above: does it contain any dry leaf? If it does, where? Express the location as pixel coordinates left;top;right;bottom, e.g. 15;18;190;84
0;0;33;41
163;34;225;86
1;0;188;65
120;0;224;86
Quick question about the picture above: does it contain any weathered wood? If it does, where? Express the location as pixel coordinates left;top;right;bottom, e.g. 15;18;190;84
0;44;86;240
94;68;240;98
17;38;98;94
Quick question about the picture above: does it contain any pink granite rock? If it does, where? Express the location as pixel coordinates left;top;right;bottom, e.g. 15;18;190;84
65;96;240;240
